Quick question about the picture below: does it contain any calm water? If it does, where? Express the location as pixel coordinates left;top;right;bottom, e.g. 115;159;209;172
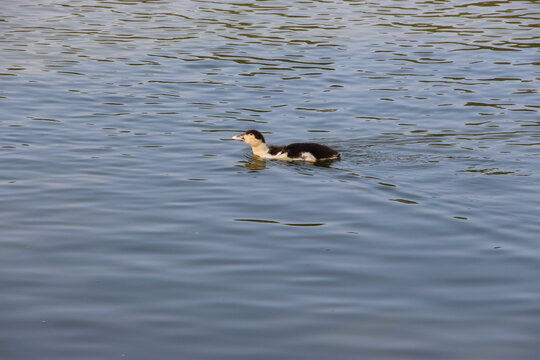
1;0;539;359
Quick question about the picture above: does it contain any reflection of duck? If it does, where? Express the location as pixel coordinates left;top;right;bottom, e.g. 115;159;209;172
239;156;267;170
232;130;340;162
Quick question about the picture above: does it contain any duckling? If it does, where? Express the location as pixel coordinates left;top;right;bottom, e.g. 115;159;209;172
232;129;340;162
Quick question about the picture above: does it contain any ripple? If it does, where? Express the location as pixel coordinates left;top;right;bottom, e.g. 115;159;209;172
235;219;326;227
2;1;540;359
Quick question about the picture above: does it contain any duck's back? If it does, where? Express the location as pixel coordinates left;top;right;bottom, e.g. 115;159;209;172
283;142;340;160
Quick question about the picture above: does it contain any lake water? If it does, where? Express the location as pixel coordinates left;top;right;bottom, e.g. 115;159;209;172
1;0;539;359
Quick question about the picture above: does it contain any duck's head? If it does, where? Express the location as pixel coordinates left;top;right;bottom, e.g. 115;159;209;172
231;129;266;146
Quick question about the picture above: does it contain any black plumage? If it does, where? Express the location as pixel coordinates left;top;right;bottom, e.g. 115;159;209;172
268;145;284;156
275;143;340;160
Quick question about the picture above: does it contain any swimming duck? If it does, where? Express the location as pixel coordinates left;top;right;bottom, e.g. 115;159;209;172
232;129;340;162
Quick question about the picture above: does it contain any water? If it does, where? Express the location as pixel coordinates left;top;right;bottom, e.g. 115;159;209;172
1;0;539;359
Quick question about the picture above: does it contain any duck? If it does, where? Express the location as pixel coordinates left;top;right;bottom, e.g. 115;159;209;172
232;129;340;162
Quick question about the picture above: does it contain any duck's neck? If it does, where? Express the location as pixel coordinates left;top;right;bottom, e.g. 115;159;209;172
250;142;269;157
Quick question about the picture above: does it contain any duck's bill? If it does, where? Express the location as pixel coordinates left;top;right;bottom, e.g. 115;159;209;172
231;134;244;141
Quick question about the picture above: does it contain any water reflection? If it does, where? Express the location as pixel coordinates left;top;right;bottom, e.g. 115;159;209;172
235;155;340;171
236;156;267;170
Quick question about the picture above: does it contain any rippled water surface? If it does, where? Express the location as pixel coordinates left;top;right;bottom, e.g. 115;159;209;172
1;0;539;359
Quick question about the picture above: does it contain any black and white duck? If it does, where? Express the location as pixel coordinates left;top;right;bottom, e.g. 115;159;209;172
232;129;340;162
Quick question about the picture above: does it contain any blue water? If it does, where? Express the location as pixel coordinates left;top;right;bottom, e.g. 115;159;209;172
1;0;539;359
